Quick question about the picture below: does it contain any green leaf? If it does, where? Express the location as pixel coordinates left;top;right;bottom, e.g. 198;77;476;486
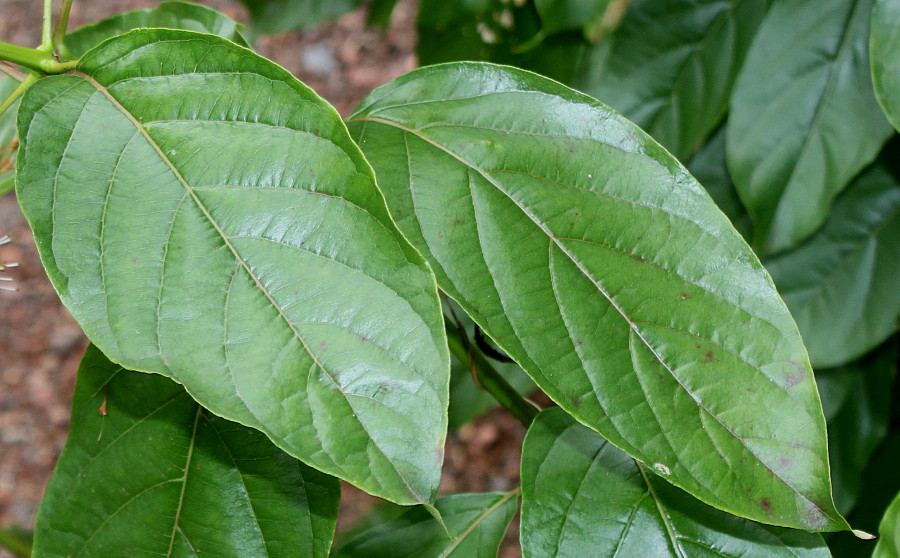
573;0;768;160
16;29;449;505
64;0;249;56
238;0;361;36
765;161;900;368
367;0;401;28
33;345;340;557
534;0;612;37
0;76;19;197
686;124;752;239
871;0;900;132
333;492;517;557
521;408;832;557
815;339;897;515
727;0;893;255
0;526;32;558
875;490;900;558
445;299;535;429
348;62;847;531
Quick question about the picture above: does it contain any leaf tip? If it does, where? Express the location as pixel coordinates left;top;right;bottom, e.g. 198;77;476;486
851;529;876;540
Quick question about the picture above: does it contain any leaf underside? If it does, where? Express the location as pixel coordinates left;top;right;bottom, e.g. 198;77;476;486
16;29;449;506
33;345;340;558
520;409;831;558
349;62;846;531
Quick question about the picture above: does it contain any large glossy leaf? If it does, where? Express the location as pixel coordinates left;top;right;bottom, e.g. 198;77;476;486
333;492;517;557
16;29;449;505
33;345;340;557
815;339;897;515
765;162;900;368
348;62;847;531
573;0;768;160
727;0;893;255
875;490;900;558
871;0;900;132
64;0;249;56
238;0;360;36
0;76;19;196
521;408;831;557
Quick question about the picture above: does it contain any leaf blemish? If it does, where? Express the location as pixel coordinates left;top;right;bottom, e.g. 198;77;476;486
704;350;714;362
679;292;690;300
758;498;773;515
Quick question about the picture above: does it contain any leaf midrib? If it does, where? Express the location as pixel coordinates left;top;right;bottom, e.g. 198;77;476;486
352;115;838;525
76;71;424;503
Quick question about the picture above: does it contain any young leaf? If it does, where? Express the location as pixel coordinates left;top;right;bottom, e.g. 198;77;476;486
333;492;518;557
874;490;900;558
348;62;847;531
816;339;897;515
765;162;900;368
727;0;893;255
573;0;768;160
521;408;832;557
64;0;249;56
871;0;900;132
238;0;360;36
16;29;449;506
33;345;340;558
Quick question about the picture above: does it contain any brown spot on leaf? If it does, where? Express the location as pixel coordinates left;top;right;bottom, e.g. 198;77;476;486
452;218;465;226
318;341;328;351
679;292;691;300
704;350;714;363
759;498;773;515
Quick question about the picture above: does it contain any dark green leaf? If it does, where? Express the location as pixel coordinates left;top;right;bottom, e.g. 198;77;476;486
16;29;449;505
521;408;831;557
534;0;612;36
765;162;900;368
348;62;847;531
65;0;249;56
815;339;897;515
574;0;768;160
333;492;517;557
687;124;752;239
871;0;900;132
727;0;893;255
33;345;340;557
239;0;360;36
367;0;400;28
874;490;900;558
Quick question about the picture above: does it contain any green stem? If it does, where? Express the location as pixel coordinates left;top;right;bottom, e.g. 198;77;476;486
0;73;38;117
444;318;539;427
52;0;74;58
41;0;54;51
0;41;76;74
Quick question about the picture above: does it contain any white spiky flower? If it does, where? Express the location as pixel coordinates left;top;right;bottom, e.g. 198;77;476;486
0;234;18;292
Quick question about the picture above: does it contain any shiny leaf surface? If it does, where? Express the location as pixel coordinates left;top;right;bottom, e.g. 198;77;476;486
64;0;249;56
333;492;518;557
521;408;832;557
727;0;893;255
33;345;340;558
348;62;846;531
574;0;768;159
16;29;449;505
871;0;900;132
765;162;900;368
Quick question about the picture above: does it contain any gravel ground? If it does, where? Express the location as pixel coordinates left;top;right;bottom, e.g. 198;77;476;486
0;1;526;556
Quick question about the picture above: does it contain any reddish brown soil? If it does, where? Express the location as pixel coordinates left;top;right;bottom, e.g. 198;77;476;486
0;2;525;556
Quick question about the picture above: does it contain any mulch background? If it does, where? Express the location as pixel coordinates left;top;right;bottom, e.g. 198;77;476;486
0;1;526;555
